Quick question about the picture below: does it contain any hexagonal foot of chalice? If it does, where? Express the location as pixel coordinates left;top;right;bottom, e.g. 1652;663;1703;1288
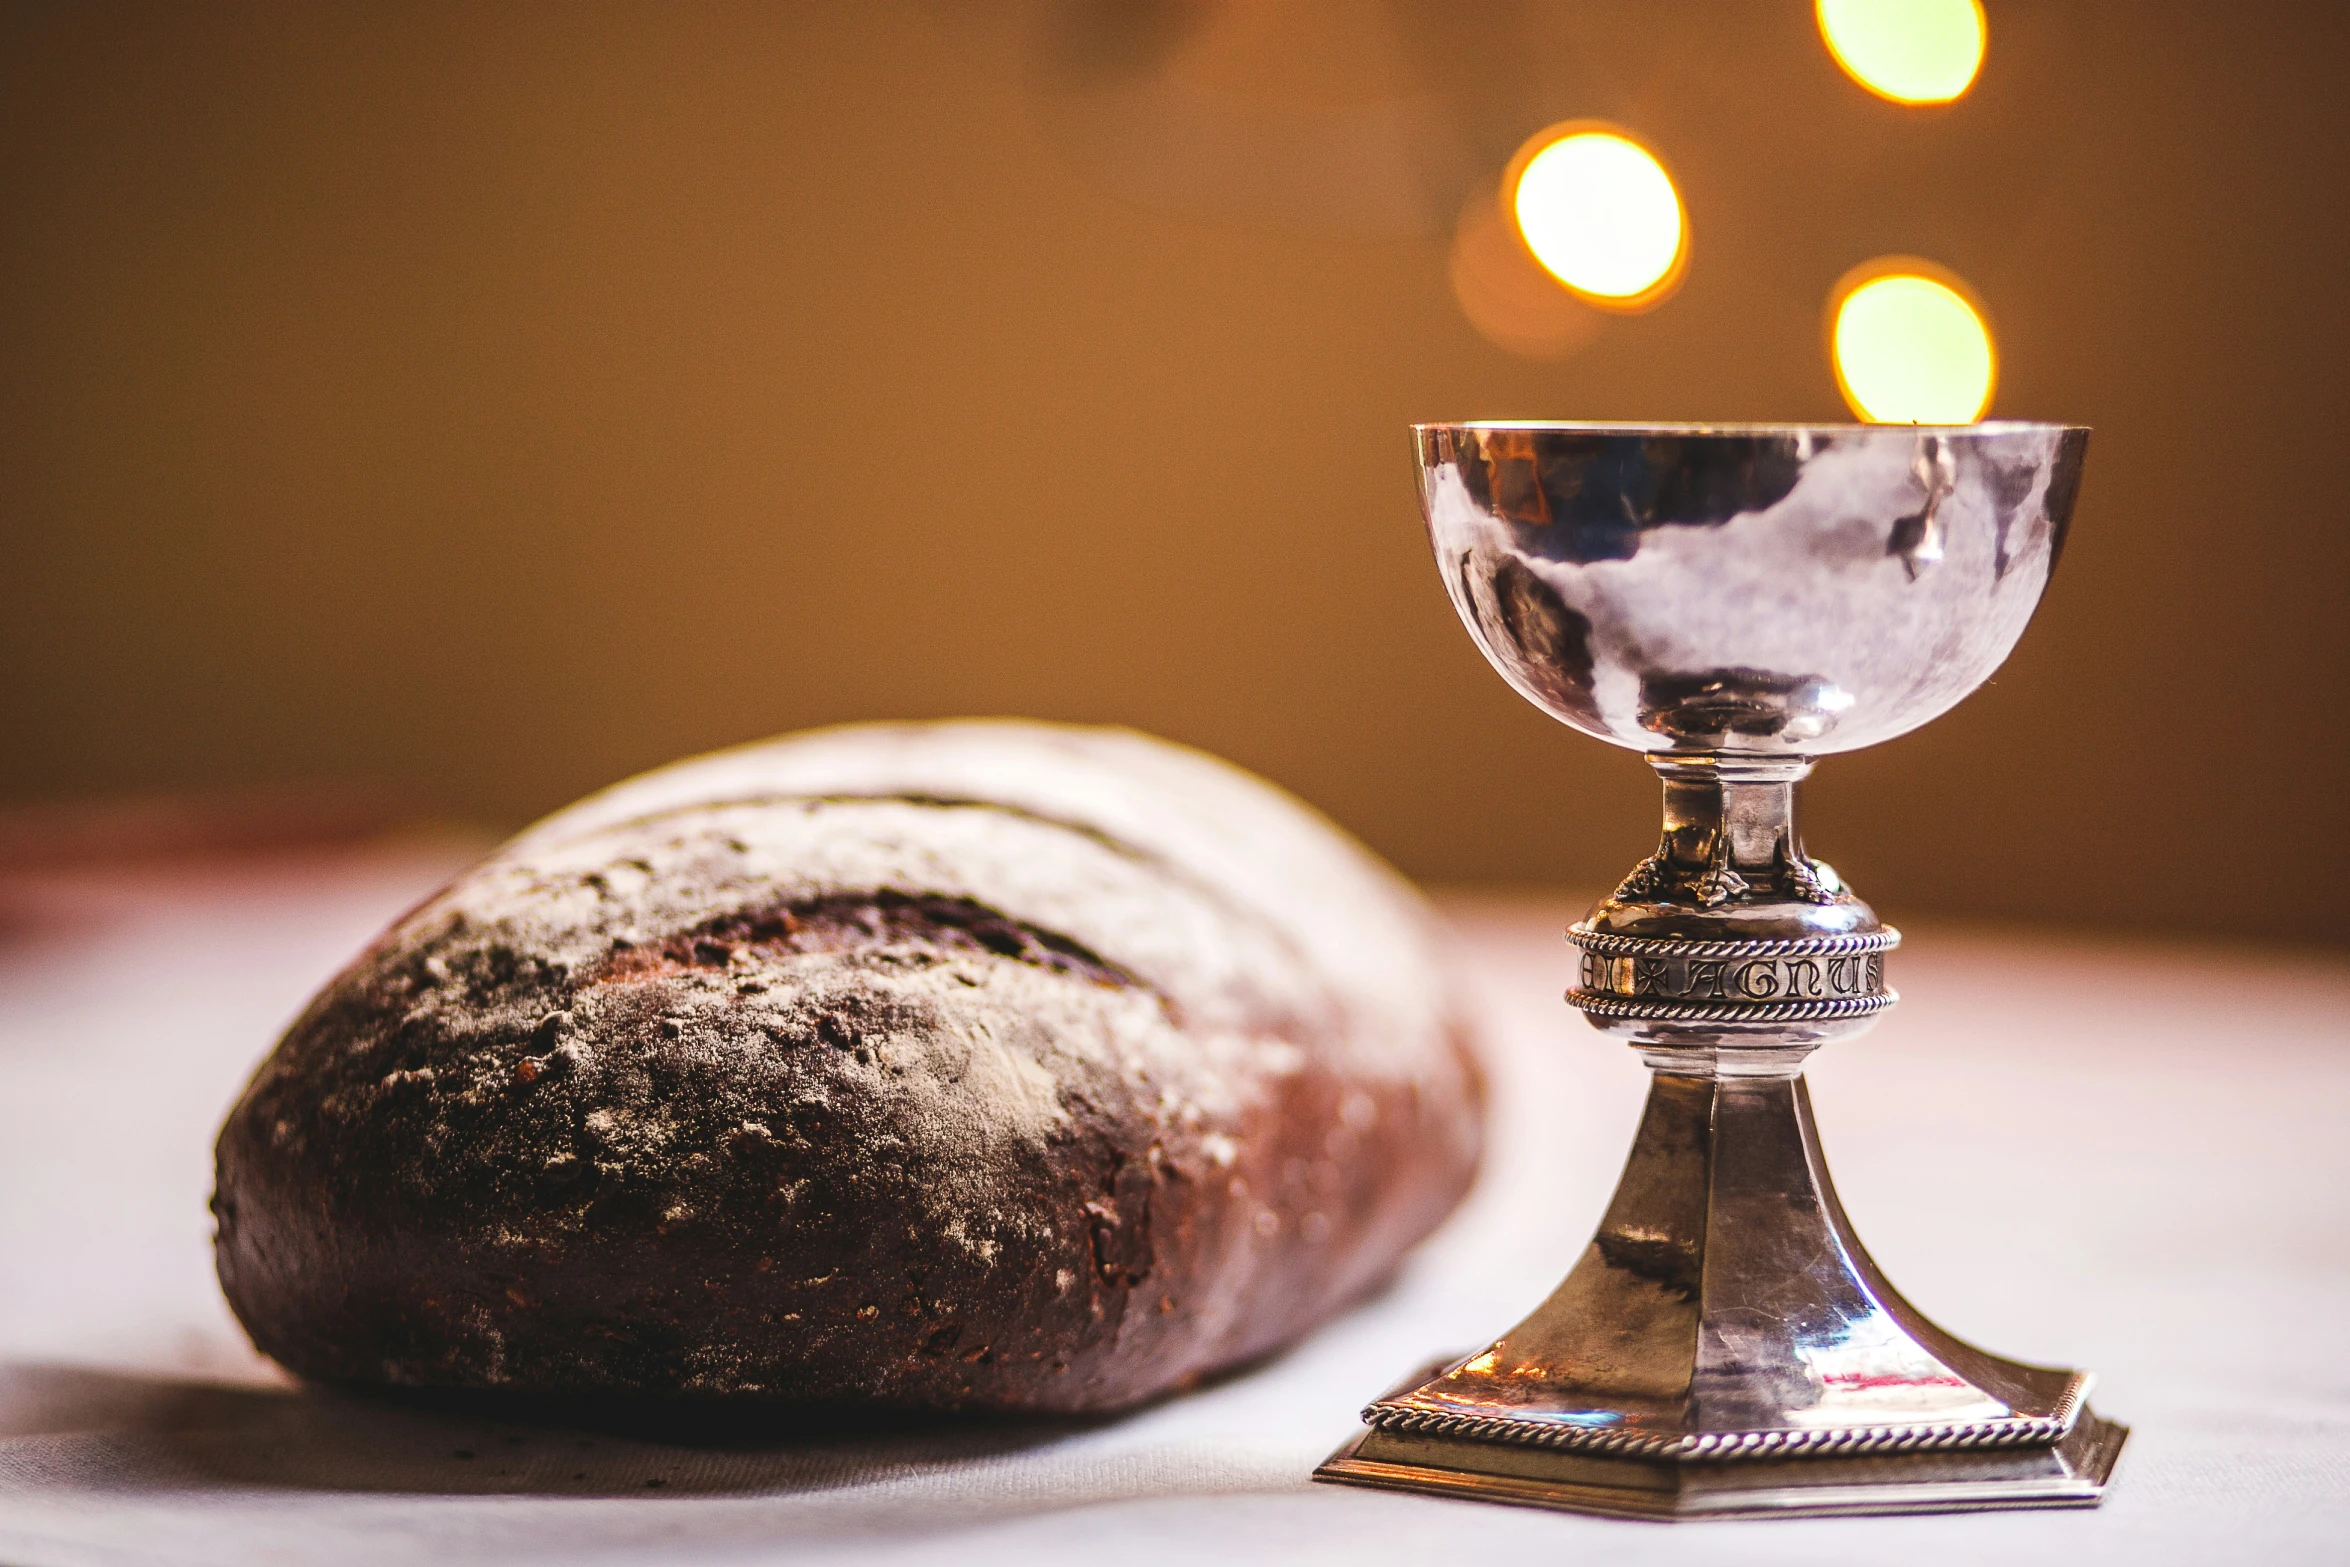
1317;423;2125;1521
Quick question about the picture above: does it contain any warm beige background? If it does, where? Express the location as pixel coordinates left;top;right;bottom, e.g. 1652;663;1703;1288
4;2;2344;941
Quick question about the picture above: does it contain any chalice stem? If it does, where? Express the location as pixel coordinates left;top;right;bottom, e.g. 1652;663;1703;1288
1577;1048;2045;1438
1617;756;1839;910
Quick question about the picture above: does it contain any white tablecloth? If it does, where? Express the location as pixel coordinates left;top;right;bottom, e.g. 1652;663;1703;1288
2;849;2345;1564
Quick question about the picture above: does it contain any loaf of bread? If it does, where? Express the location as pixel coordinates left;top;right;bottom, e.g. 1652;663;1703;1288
213;721;1483;1412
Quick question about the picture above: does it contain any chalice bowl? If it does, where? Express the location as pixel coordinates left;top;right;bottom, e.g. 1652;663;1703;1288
1316;423;2125;1520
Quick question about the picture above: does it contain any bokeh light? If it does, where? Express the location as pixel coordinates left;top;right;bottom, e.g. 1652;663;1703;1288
1451;183;1603;361
1817;0;1986;105
1507;125;1684;310
1830;263;1996;423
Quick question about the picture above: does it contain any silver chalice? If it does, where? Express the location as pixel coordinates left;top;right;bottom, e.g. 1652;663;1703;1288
1316;422;2125;1520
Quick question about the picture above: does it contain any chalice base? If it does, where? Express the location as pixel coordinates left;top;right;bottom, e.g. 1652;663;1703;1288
1314;1066;2127;1522
1316;1379;2126;1521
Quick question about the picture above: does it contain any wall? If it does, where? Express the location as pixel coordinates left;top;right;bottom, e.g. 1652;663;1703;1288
4;2;2344;940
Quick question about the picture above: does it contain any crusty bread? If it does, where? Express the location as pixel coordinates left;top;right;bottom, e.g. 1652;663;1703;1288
213;721;1483;1411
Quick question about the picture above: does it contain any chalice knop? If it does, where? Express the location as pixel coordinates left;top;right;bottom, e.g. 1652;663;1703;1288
1316;423;2124;1520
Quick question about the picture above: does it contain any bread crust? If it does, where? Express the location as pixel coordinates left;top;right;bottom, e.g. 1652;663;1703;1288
213;722;1483;1412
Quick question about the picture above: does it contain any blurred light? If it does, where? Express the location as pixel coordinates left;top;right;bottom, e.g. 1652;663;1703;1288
1451;182;1603;361
1830;263;1995;423
1506;125;1684;310
1817;0;1986;105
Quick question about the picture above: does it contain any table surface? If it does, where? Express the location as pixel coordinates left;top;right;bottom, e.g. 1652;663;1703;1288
2;846;2345;1566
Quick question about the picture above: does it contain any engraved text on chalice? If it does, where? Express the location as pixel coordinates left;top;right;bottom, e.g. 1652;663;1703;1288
1581;952;1888;1002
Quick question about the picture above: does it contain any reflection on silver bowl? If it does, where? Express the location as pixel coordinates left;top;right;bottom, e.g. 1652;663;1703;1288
1420;422;2086;755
